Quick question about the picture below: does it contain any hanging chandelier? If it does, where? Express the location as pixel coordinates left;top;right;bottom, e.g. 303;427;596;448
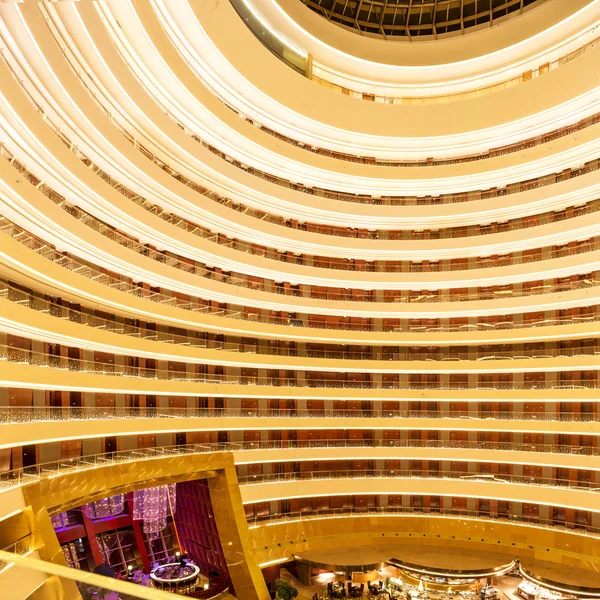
50;511;69;529
132;485;176;538
84;495;125;519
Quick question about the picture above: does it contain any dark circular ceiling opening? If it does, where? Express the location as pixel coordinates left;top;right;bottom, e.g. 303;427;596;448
299;0;546;38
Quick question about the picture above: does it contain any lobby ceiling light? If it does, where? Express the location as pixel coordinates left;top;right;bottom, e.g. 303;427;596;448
84;495;125;520
132;484;176;539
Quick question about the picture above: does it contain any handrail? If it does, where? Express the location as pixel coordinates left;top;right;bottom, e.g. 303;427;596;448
0;442;597;495
0;443;223;492
58;156;600;270
1;344;598;389
92;28;600;205
312;41;600;109
246;507;600;537
3;219;600;333
2;278;600;362
130;0;600;169
5;40;600;226
0;216;600;332
100;99;600;206
0;406;594;423
0;428;596;457
2;209;600;311
101;97;600;205
0;534;34;572
238;469;600;492
72;195;600;303
7;140;599;282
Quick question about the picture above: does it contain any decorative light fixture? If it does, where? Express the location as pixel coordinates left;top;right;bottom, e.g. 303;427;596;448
84;495;125;519
50;512;69;529
132;485;176;538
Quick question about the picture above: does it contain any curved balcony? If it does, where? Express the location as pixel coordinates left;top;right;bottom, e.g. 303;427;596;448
3;406;597;450
3;449;598;600
3;288;599;369
3;0;600;593
120;193;600;268
1;443;598;509
238;0;595;92
3;49;595;241
48;173;600;290
2;418;599;480
0;420;597;455
123;0;600;153
7;143;596;281
184;83;600;168
247;506;600;539
249;499;598;521
144;0;600;157
2;341;599;384
34;0;600;169
3;215;600;326
3;224;600;340
247;511;600;580
1;439;598;509
2;357;599;397
0;280;596;361
16;183;600;301
48;205;600;287
238;468;600;492
5;10;600;216
249;510;600;590
238;474;600;514
8;143;600;286
1;438;597;587
2;405;596;423
7;96;595;283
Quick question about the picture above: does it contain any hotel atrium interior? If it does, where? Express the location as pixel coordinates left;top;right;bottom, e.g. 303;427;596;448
1;0;600;598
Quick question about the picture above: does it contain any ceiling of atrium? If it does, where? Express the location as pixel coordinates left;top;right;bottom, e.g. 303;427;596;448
299;0;546;38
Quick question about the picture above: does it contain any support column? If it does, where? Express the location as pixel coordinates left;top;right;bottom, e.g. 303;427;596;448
127;495;151;573
209;466;270;600
305;53;313;79
81;511;103;568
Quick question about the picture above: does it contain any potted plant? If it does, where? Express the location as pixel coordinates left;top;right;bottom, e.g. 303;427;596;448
275;579;299;600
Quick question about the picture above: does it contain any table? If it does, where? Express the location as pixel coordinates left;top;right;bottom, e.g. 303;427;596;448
150;562;201;592
329;582;346;598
